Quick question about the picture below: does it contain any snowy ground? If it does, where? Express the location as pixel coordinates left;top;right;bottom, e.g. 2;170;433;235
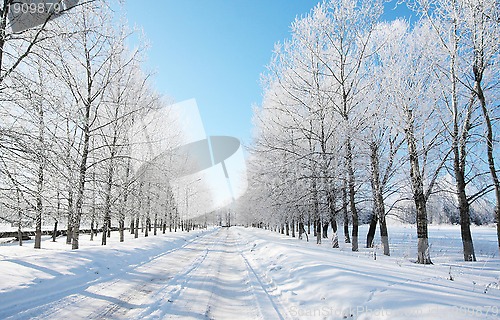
0;225;499;319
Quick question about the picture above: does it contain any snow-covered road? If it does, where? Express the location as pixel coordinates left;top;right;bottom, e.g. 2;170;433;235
0;228;289;320
1;225;500;319
143;228;288;320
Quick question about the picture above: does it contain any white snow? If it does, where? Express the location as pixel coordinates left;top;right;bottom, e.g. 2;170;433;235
0;225;499;319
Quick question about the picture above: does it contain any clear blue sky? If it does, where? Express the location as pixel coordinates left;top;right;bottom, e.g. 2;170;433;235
124;1;413;146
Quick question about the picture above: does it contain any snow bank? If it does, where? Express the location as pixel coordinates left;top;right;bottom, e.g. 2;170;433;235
236;225;500;320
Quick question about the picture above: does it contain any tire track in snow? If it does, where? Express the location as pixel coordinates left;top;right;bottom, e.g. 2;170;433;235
5;227;293;320
158;227;291;319
88;228;223;320
235;229;293;320
2;228;218;320
134;228;225;319
140;227;285;320
200;229;259;320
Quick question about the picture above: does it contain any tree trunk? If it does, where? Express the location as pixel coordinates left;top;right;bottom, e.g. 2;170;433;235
291;218;295;238
72;94;93;250
119;219;125;242
134;214;139;238
145;184;151;235
34;159;43;249
413;165;431;264
136;182;142;238
406;109;432;264
327;190;338;247
66;190;73;245
379;214;390;256
322;222;328;239
169;210;172;232
366;211;377;248
52;220;58;242
17;220;22;247
34;99;45;250
154;213;158;236
174;208;178;232
453;133;476;261
342;178;351;244
331;220;339;248
90;219;95;241
119;175;130;243
54;192;61;242
34;186;42;249
107;219;111;238
312;174;320;242
17;191;22;246
302;222;309;242
101;218;108;245
307;215;311;234
346;137;358;251
329;193;339;248
370;140;391;256
443;31;476;261
459;203;476;262
72;167;86;251
102;160;114;246
316;219;321;244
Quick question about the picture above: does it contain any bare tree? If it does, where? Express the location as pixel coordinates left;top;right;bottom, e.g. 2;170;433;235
378;20;449;264
50;2;122;249
315;0;383;251
461;0;500;255
413;0;500;260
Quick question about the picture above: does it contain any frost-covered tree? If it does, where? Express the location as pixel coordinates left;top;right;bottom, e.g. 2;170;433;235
311;0;384;251
48;2;134;249
412;0;500;260
377;19;450;264
245;0;499;265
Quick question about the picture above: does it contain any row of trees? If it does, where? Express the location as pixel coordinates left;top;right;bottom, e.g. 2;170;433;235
241;0;499;263
0;1;192;249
